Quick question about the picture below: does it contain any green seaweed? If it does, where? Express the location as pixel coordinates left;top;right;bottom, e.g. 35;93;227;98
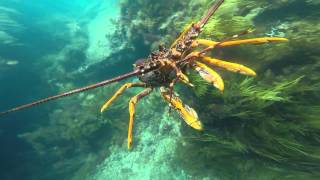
177;74;320;178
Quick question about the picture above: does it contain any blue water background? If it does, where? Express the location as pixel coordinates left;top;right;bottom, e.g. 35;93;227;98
0;1;119;179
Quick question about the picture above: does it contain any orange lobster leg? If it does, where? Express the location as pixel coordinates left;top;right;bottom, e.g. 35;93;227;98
162;59;193;87
201;56;257;76
100;82;146;113
128;88;152;149
192;61;224;91
160;87;203;130
177;71;193;87
192;39;217;47
218;37;288;47
193;37;288;48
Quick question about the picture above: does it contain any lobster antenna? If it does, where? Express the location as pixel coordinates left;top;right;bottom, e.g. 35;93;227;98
197;0;225;28
0;70;140;116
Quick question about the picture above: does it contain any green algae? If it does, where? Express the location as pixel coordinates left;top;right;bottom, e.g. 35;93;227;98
177;74;320;178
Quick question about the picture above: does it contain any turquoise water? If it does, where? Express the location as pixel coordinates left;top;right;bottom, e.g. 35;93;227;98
0;0;319;179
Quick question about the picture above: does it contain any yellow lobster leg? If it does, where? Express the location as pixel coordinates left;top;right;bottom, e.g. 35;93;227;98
218;37;288;47
193;37;288;48
161;59;193;87
179;72;194;87
201;56;257;76
192;39;217;47
160;87;203;130
192;61;224;91
100;82;146;113
128;88;153;149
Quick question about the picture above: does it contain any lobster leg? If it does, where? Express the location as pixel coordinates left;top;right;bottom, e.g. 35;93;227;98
182;37;288;64
128;88;153;149
183;51;256;76
160;87;203;130
192;37;288;48
192;61;224;91
161;59;192;86
175;72;193;87
217;37;288;47
200;56;257;76
100;82;146;113
192;39;217;47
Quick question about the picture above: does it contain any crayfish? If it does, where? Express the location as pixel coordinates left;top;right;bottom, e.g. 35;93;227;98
0;0;288;149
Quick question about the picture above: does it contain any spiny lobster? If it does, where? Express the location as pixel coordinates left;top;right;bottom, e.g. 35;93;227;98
0;0;288;149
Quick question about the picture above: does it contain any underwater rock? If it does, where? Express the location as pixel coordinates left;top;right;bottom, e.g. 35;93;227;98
66;21;81;35
93;96;192;179
86;0;120;65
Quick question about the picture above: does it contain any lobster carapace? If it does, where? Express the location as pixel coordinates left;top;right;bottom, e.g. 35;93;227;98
0;0;288;149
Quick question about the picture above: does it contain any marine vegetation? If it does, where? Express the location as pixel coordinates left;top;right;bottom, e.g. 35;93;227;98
0;0;288;150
